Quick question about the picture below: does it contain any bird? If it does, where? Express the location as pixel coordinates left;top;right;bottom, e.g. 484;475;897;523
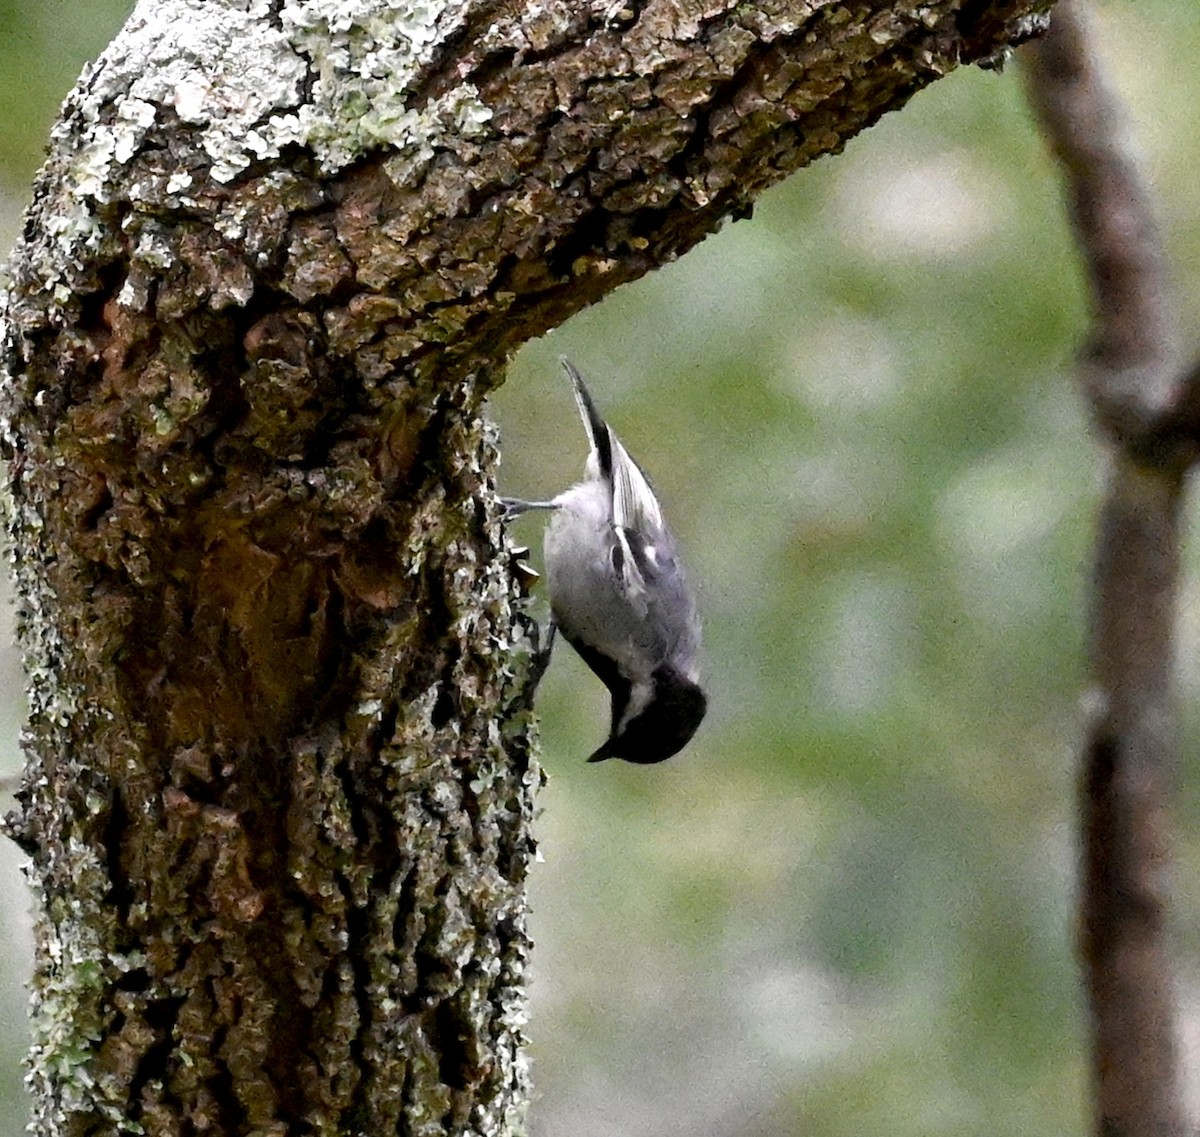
503;358;706;764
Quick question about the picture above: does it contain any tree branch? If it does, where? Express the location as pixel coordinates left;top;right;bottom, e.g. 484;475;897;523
0;0;1056;1132
1023;6;1187;1135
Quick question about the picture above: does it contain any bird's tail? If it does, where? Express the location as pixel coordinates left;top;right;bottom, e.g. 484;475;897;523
562;357;614;480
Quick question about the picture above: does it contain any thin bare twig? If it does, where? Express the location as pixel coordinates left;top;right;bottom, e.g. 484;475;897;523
1023;1;1177;427
1023;5;1187;1136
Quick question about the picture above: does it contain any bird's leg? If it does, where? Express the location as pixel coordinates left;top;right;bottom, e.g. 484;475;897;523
500;497;560;519
511;614;557;713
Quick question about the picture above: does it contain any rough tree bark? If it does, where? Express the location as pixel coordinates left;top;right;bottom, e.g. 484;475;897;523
1024;4;1197;1136
0;1;1052;1134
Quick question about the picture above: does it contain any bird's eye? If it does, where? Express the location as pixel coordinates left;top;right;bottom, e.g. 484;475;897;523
611;543;625;575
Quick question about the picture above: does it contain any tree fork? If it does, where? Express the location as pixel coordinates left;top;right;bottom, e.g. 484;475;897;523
1;1;1052;1133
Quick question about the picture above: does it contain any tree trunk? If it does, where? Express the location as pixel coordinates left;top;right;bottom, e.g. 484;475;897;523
0;0;1053;1132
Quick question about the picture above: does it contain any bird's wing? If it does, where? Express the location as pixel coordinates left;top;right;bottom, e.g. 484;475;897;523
563;355;666;580
609;432;664;534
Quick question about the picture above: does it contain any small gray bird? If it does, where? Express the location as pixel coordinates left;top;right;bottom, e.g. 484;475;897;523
504;358;706;764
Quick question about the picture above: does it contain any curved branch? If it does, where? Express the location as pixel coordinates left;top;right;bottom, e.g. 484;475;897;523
1023;1;1200;471
1023;6;1187;1136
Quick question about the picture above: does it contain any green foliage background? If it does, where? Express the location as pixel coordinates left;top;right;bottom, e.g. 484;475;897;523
2;3;1200;1135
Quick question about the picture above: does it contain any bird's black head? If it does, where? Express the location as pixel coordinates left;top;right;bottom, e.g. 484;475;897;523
588;667;707;765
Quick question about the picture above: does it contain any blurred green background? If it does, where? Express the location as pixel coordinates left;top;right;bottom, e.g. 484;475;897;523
3;3;1200;1135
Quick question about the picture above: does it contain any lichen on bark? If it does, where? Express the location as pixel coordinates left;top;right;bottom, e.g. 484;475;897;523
0;0;1053;1133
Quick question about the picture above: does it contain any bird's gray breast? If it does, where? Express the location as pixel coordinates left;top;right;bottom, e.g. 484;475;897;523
544;482;697;681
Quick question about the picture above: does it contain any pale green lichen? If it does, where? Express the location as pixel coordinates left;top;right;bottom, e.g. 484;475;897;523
62;0;307;193
0;333;86;735
19;0;495;317
25;834;135;1134
80;0;493;184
